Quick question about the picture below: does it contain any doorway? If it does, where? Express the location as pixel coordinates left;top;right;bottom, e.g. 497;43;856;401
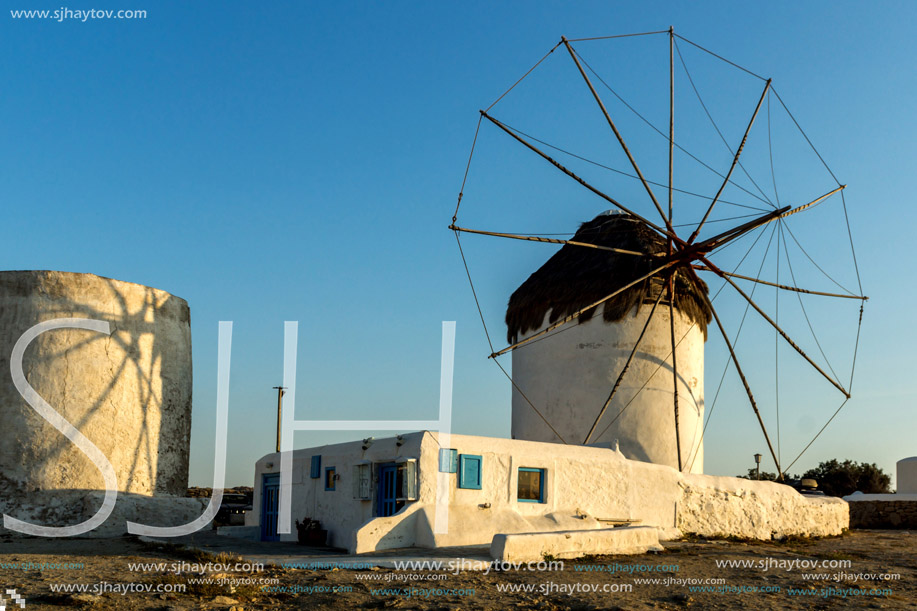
260;473;280;541
376;463;405;517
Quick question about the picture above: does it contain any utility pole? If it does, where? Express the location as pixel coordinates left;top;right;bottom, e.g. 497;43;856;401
273;386;286;452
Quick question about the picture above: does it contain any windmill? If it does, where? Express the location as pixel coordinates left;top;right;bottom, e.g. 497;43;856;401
450;29;866;480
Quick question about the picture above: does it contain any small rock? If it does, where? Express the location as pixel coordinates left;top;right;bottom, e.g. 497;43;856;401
211;596;240;605
69;593;99;604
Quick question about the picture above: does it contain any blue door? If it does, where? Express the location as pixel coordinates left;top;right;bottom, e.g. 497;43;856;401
261;473;280;541
377;463;398;517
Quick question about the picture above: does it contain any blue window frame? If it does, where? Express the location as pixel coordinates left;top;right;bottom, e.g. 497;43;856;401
324;466;336;491
518;467;545;503
310;455;321;479
439;448;458;473
458;454;482;490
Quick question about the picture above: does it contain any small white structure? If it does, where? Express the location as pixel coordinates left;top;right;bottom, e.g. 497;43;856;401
843;458;917;528
507;212;708;473
247;431;847;553
897;457;917;494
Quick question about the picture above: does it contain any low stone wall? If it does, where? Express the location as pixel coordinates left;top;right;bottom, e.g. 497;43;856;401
848;500;917;529
678;475;849;539
491;526;662;563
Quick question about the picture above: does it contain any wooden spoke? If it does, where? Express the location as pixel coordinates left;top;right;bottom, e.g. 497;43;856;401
669;272;683;472
691;265;867;300
449;224;652;257
480;110;687;248
561;37;676;237
777;185;846;219
699;286;783;479
668;29;682;471
702;256;850;397
693;205;789;253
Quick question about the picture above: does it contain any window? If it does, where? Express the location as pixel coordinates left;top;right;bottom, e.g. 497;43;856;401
353;463;371;500
438;448;458;473
324;467;336;491
396;458;418;501
310;455;321;479
458;454;482;490
518;468;545;503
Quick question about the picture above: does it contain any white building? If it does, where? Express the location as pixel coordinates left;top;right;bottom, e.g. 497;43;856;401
244;212;847;554
247;431;846;553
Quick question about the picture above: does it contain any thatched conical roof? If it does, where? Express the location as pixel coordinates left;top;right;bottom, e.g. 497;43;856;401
505;211;711;343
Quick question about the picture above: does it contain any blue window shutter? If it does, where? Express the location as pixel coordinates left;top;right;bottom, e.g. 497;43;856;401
398;459;418;501
310;455;321;479
458;454;482;490
439;449;458;473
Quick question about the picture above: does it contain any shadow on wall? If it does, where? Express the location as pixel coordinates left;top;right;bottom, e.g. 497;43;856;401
0;271;192;499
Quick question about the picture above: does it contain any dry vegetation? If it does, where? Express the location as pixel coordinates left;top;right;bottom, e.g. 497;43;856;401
0;529;913;610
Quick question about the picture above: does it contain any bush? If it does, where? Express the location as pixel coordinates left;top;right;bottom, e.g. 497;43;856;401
736;468;802;482
801;459;891;497
737;468;781;481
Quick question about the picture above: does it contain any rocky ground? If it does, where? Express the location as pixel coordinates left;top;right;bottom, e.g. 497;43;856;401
0;529;913;610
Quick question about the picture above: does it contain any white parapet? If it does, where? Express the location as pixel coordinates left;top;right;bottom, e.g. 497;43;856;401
490;526;663;563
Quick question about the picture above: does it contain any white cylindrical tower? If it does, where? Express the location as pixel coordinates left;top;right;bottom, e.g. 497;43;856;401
507;212;708;473
0;271;193;497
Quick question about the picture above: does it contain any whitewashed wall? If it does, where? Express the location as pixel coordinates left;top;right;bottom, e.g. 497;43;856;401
250;432;846;554
249;433;426;549
0;271;192;498
511;306;705;473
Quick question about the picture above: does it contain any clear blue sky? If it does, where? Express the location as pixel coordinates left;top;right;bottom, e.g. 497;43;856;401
2;1;914;487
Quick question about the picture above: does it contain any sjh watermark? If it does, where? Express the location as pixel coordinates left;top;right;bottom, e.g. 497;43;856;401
2;319;457;538
9;8;147;22
0;588;26;609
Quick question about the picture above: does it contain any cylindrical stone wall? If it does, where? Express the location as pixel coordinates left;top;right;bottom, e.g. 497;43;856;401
0;271;192;496
511;304;704;473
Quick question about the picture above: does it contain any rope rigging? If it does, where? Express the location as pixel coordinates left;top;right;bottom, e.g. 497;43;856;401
674;38;776;208
451;29;866;473
571;46;777;209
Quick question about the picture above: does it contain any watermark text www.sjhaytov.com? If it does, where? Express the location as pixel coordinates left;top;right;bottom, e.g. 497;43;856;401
10;8;147;22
